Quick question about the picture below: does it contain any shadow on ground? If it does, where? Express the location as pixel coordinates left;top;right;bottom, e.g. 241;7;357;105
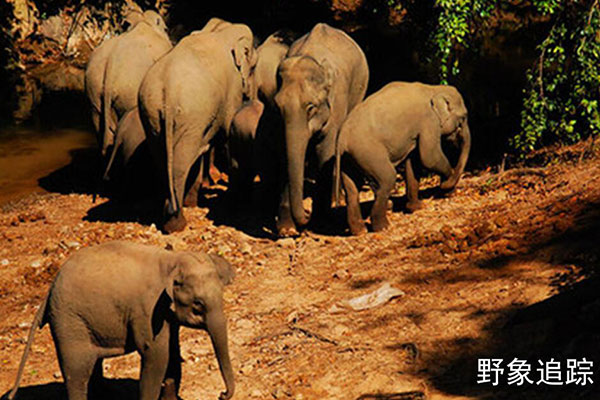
1;378;138;400
426;200;600;399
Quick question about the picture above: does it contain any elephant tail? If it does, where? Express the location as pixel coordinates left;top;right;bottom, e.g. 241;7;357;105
164;96;178;216
7;293;49;400
101;72;113;158
103;121;123;181
333;131;342;208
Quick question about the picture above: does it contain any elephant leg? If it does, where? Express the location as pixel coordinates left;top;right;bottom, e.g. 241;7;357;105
418;129;453;181
164;132;213;233
140;338;170;400
183;155;204;207
89;359;105;397
342;170;366;236
164;324;182;395
350;144;395;232
57;345;98;400
404;154;423;213
277;183;298;237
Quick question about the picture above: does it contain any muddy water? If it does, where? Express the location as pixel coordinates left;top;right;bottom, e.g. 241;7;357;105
0;127;96;205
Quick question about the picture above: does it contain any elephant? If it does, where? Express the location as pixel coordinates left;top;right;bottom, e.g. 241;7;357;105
139;19;257;233
226;31;292;208
273;23;369;236
7;241;236;400
334;81;471;235
84;10;172;157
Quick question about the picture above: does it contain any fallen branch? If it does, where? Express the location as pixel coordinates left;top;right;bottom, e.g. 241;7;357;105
288;323;339;346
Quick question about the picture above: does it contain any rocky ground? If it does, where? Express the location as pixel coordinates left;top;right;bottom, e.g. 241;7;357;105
1;142;600;400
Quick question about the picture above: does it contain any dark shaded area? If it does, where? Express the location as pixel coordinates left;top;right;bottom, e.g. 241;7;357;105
0;378;139;400
427;201;600;399
356;392;426;400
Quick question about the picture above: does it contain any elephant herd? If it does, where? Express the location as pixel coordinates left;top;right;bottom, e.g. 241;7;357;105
85;9;471;237
7;10;473;400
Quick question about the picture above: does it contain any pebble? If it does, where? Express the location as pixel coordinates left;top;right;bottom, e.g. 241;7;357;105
30;260;42;268
240;242;252;254
277;238;295;249
1;259;8;266
53;372;61;379
18;322;31;329
66;241;80;249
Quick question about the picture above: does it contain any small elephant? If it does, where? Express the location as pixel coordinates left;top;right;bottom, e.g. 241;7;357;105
334;82;471;235
225;31;292;217
7;241;235;400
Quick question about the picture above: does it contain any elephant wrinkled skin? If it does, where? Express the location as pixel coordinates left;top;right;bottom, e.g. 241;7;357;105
7;241;236;400
334;82;472;235
274;23;369;237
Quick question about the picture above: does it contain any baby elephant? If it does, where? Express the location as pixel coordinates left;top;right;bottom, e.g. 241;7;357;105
334;82;471;235
8;241;236;400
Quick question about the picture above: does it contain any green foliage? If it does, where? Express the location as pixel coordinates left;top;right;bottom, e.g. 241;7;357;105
429;0;600;155
513;1;600;154
432;0;496;83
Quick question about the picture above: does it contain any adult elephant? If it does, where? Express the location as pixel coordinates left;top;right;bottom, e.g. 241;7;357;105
139;20;257;233
274;23;369;236
84;10;172;156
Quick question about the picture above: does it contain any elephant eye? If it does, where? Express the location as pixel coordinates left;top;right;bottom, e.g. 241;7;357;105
306;103;317;118
193;299;207;314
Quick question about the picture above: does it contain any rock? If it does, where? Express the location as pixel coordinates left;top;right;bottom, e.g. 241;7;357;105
53;372;61;379
333;269;350;280
1;259;8;266
18;322;31;328
235;318;254;331
30;260;42;268
66;241;80;249
277;238;295;249
240;242;252;255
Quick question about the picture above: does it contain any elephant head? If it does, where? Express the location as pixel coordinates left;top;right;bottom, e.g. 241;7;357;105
165;252;235;399
430;87;471;191
141;10;170;41
275;55;333;226
255;32;292;104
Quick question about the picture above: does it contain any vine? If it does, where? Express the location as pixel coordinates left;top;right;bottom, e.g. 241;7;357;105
514;0;600;154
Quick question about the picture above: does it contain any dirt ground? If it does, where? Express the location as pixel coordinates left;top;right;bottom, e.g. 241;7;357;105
1;141;600;400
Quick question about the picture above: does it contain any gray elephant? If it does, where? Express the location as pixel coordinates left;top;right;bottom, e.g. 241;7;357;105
139;19;257;233
84;10;172;157
273;23;369;236
226;32;292;205
7;241;235;400
334;82;471;235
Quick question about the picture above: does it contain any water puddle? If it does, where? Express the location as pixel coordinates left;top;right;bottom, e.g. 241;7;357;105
0;127;96;205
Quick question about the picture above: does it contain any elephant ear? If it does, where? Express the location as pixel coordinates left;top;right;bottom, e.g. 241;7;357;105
208;254;236;286
431;93;455;133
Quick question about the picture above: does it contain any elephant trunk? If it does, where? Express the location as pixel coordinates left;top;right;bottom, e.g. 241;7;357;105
441;122;471;191
206;308;235;400
285;116;310;227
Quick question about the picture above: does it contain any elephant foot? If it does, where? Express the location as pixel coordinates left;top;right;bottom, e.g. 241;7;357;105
277;218;299;237
406;200;424;213
349;222;368;236
164;212;187;234
183;189;199;207
372;216;390;232
160;378;178;400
